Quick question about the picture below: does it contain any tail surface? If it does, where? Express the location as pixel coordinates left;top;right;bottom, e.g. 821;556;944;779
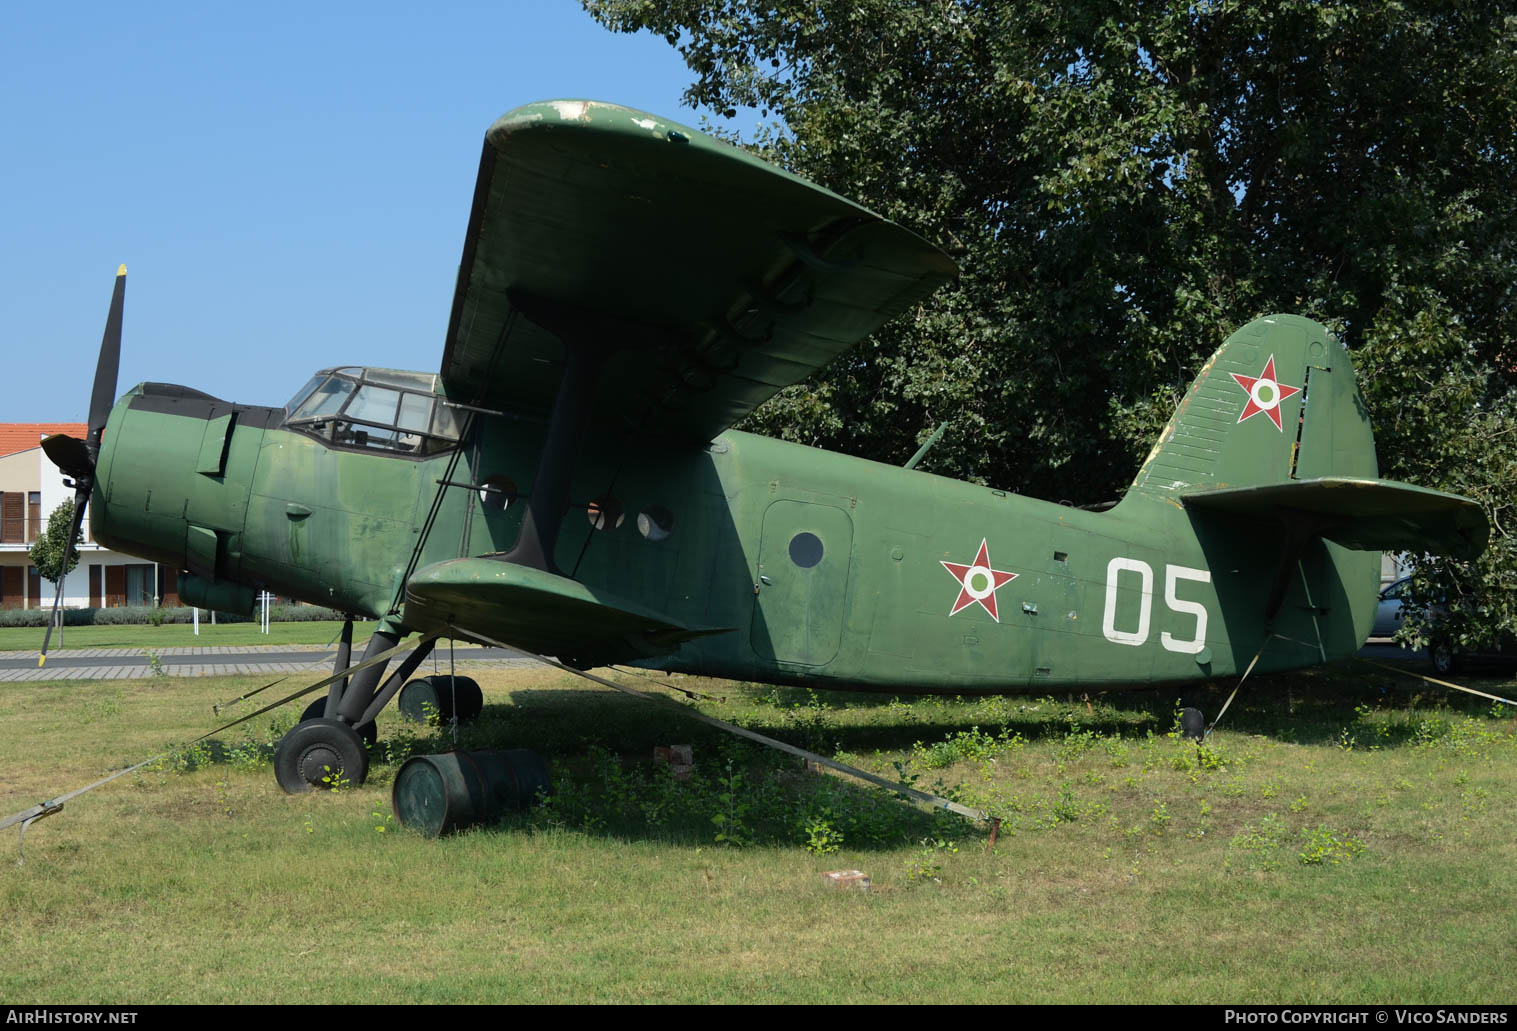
1126;314;1485;561
1129;314;1376;498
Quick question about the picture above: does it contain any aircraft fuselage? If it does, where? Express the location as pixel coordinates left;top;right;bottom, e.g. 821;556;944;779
89;373;1378;694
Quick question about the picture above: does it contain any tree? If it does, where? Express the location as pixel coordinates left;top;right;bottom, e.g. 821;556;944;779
586;0;1517;646
30;500;80;588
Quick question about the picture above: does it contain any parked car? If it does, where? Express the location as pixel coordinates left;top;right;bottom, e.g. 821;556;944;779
1371;576;1513;675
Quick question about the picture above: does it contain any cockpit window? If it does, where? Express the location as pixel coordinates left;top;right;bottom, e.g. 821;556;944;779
283;367;460;457
284;376;326;416
397;393;432;433
293;377;354;419
346;385;401;425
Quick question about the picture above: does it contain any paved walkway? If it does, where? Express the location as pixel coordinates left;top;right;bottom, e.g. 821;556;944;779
0;644;534;682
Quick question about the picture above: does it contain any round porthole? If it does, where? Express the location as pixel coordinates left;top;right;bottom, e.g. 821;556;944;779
788;531;824;568
637;505;675;541
478;475;517;511
587;496;625;531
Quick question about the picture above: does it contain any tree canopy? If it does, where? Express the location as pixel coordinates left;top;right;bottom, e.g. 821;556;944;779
29;500;80;586
587;1;1517;645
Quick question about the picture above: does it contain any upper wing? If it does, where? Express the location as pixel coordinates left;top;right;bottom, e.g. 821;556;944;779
439;99;957;444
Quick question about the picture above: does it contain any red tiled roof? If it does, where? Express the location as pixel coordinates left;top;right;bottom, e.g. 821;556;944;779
0;423;87;459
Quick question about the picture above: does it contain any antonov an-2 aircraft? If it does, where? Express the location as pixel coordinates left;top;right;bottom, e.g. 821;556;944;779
39;100;1486;796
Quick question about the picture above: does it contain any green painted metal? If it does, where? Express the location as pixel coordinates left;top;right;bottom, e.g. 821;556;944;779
81;105;1488;706
392;750;553;838
440;99;956;446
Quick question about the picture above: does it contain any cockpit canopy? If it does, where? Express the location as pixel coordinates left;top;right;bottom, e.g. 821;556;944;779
284;367;463;456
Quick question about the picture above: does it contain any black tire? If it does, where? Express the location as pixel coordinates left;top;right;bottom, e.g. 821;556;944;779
274;718;370;794
1430;640;1459;677
298;697;376;748
1179;707;1206;742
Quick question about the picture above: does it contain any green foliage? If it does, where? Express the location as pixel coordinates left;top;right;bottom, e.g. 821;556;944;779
904;837;959;882
1297;826;1367;866
1225;813;1286;872
0;604;344;628
586;0;1517;643
711;759;752;846
28;500;79;586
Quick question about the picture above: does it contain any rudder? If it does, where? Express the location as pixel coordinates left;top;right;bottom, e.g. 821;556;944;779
1128;315;1376;499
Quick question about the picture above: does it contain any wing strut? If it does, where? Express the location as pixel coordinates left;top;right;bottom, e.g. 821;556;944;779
461;628;992;826
499;300;612;575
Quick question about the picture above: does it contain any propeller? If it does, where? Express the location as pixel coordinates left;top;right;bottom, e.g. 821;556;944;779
38;265;126;667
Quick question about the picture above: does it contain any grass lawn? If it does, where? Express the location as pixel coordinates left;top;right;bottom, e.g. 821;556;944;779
0;620;376;652
0;661;1514;1003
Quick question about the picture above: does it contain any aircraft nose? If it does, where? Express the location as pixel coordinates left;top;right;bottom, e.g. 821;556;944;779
90;383;279;582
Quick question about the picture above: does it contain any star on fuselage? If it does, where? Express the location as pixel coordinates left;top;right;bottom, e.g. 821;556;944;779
941;539;1018;622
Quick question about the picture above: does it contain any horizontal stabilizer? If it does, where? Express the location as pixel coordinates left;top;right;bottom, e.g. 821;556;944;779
1181;478;1488;560
403;557;731;663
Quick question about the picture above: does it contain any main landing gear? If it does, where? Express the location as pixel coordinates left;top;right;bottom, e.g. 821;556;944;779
271;620;484;794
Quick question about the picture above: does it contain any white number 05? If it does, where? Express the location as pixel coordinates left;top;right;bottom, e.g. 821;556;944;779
1101;558;1210;654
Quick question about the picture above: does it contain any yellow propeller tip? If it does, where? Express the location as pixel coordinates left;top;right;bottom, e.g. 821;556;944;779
37;655;46;668
116;264;127;277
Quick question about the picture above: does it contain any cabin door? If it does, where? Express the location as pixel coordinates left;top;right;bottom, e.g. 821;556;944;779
750;500;853;667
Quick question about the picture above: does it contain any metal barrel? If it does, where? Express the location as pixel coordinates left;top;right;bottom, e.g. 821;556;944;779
397;674;483;724
392;749;553;838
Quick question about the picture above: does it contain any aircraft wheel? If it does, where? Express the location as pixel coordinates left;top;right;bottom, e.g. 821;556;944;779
1430;640;1459;677
1178;706;1206;742
298;698;377;748
275;718;370;794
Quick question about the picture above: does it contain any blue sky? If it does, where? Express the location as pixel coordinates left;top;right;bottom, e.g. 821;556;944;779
0;1;724;421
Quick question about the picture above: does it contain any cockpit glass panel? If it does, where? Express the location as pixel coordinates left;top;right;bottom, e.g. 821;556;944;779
344;385;401;426
295;377;355;419
431;403;463;440
284;367;460;457
364;368;438;392
284;376;326;416
397;392;433;433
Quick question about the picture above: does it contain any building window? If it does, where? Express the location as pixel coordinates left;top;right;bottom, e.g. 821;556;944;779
27;493;41;542
124;564;155;607
0;493;22;543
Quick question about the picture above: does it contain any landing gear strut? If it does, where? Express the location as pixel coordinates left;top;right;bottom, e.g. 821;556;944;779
271;620;436;794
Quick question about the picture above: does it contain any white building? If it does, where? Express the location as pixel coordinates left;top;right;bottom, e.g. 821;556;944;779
0;423;175;609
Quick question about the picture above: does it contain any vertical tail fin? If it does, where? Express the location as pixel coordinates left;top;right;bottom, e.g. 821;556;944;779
1127;315;1377;500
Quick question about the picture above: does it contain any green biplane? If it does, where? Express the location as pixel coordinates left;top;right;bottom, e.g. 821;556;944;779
41;100;1486;796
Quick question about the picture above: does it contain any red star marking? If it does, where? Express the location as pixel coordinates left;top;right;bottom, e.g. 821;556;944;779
1229;354;1302;431
941;539;1018;622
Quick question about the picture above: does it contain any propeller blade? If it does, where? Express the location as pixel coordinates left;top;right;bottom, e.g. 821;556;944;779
87;265;126;444
38;488;90;668
40;434;94;482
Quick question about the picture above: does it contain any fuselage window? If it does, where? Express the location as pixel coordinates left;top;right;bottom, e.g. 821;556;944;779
587;497;625;531
789;532;824;568
479;475;517;511
637;505;674;541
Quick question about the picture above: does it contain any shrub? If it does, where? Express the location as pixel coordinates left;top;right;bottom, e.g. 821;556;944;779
0;604;345;628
